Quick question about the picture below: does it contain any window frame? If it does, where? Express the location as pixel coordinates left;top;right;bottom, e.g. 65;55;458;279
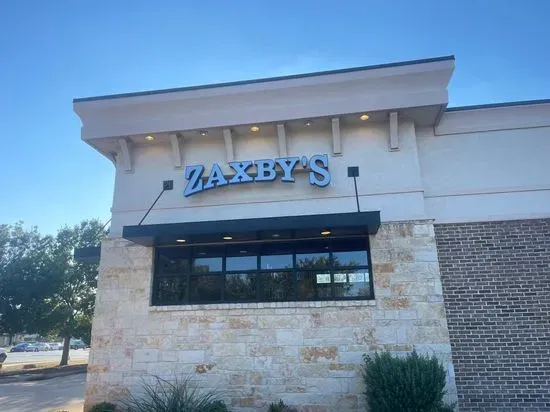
152;236;374;306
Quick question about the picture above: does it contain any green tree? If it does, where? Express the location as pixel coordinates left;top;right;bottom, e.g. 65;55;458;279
0;223;54;344
39;219;106;366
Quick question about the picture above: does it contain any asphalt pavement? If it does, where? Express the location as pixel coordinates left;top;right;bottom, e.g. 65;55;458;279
0;373;85;412
4;349;89;365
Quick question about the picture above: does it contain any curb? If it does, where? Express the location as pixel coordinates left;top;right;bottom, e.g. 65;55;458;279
0;367;87;384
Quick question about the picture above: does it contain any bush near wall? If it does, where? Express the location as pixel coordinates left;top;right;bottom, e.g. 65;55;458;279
268;399;298;412
363;350;453;412
122;376;228;412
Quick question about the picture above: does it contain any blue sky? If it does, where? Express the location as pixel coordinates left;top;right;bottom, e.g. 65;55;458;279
2;0;549;234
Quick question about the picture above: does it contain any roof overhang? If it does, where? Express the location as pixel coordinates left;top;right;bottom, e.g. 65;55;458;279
74;56;454;158
122;211;381;247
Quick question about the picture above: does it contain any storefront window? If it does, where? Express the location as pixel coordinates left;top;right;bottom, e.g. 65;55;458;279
261;271;293;300
152;237;373;305
333;269;371;298
225;273;257;301
297;269;332;299
193;245;223;273
189;274;223;303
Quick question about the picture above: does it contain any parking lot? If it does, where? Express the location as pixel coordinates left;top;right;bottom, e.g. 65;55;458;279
4;349;89;365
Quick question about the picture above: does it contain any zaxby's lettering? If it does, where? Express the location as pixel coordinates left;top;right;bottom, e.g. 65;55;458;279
183;154;330;197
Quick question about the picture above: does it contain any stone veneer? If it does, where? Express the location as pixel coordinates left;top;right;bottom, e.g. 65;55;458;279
85;221;457;411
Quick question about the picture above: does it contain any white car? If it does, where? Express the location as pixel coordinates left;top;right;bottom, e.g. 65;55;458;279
0;348;7;363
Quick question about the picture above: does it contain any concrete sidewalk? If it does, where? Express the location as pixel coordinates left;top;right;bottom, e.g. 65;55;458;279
0;373;85;412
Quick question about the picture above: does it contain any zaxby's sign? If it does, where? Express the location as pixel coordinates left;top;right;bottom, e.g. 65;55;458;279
184;154;330;197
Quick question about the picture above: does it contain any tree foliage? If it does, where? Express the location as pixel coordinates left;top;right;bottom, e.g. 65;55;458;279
0;219;105;365
40;220;106;364
0;223;54;344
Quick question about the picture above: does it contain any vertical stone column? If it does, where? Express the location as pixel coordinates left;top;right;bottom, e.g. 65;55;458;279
84;238;153;409
369;221;458;405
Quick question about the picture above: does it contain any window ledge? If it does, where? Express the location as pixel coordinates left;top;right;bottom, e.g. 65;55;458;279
149;299;376;312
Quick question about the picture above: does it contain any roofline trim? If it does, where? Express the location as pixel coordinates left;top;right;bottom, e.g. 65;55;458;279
446;98;550;112
73;55;455;103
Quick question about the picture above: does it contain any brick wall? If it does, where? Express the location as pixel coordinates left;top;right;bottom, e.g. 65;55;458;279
435;219;550;412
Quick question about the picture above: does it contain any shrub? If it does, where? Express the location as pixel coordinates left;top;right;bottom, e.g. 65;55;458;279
89;402;117;412
363;350;453;412
123;376;228;412
268;399;298;412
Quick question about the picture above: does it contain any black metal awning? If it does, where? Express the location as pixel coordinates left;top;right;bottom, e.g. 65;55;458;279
122;211;380;247
74;211;381;264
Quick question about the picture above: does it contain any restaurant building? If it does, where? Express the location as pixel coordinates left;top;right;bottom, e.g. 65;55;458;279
74;56;550;411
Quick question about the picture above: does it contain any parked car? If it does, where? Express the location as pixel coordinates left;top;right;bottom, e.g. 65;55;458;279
10;343;30;352
24;343;39;352
0;348;6;363
48;342;62;350
25;342;51;352
69;339;87;350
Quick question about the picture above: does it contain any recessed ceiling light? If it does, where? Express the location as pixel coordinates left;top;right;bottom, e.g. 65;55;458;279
176;239;186;243
199;252;207;256
223;235;233;240
321;230;331;236
272;233;280;238
199;130;208;136
239;250;248;254
250;126;260;132
360;114;370;121
145;135;155;141
304;120;313;127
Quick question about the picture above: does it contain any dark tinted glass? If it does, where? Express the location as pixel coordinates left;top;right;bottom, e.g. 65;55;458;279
295;240;330;269
226;245;258;271
153;236;372;305
156;248;191;274
261;254;292;270
333;251;368;267
189;274;223;302
226;256;257;271
331;238;368;266
155;277;187;304
333;269;370;298
193;246;224;273
193;257;222;272
296;253;330;269
261;272;293;301
297;269;331;299
260;242;293;269
225;273;257;301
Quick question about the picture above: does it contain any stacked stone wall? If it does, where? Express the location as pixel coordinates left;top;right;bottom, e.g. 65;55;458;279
85;221;456;411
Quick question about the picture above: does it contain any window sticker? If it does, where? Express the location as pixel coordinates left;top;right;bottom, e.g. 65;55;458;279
348;272;366;283
334;273;347;283
316;273;331;284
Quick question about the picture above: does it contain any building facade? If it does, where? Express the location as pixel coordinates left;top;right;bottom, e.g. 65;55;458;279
74;56;550;411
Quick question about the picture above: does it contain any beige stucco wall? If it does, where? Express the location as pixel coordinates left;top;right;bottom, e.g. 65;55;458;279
85;221;457;411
